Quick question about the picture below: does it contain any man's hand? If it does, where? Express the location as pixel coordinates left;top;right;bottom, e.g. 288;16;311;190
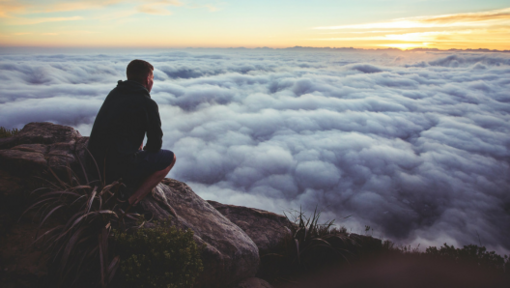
128;194;141;206
139;143;143;151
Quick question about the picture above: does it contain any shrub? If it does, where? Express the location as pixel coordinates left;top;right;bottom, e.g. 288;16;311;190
114;219;203;288
0;126;19;138
425;243;509;272
377;241;509;274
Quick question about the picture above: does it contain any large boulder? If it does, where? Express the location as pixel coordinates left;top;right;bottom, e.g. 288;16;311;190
0;123;83;177
0;123;84;287
142;180;260;288
0;122;260;288
206;201;295;255
0;122;80;150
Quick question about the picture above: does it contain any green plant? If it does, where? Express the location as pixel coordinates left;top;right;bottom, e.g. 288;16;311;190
290;208;352;268
22;158;142;287
260;207;352;280
114;219;203;288
0;126;19;138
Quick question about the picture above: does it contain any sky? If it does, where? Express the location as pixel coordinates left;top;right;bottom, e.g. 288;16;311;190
1;48;509;254
0;0;509;50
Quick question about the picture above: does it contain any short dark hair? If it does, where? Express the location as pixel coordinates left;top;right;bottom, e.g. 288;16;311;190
126;59;154;82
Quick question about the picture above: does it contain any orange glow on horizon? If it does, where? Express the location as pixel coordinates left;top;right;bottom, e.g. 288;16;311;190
0;3;508;51
310;7;510;51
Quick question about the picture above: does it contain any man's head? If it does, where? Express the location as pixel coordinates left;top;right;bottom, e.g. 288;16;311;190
126;59;154;92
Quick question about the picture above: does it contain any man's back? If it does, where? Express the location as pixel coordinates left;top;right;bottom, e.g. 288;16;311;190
88;79;163;181
88;59;175;206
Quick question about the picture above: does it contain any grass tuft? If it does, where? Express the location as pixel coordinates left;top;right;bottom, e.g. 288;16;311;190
259;207;353;281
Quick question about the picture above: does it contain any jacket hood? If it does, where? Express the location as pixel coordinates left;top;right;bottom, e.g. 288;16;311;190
116;80;151;97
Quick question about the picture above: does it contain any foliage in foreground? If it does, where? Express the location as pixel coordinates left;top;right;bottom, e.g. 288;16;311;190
23;166;133;287
114;219;203;288
259;208;353;279
23;155;204;288
22;151;151;288
0;126;19;138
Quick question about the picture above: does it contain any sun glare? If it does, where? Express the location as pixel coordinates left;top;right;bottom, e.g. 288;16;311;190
312;7;510;50
378;43;429;50
384;32;446;42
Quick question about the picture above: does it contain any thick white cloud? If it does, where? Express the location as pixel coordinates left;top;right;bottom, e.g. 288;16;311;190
1;48;509;253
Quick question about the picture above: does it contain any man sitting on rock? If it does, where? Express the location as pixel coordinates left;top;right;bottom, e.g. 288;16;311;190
88;59;176;209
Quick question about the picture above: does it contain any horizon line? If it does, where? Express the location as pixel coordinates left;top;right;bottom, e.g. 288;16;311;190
0;45;509;53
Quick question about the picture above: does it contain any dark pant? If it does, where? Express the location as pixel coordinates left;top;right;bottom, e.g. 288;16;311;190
104;149;174;193
123;149;175;188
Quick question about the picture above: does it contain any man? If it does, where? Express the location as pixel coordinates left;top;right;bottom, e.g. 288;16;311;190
88;59;175;207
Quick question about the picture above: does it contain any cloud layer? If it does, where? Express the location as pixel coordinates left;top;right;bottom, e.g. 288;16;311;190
1;48;509;253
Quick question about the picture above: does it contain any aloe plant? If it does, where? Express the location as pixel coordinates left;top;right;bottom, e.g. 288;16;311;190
22;154;142;287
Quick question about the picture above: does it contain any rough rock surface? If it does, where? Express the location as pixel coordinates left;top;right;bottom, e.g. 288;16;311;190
207;200;295;255
0;122;80;150
0;122;260;288
0;123;83;177
0;123;86;287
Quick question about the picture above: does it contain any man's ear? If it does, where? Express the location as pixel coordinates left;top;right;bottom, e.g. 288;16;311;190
145;72;154;92
146;73;154;83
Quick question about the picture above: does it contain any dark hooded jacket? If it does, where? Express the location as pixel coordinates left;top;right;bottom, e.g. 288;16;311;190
88;80;163;181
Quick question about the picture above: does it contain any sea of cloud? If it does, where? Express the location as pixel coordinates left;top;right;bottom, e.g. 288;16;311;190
1;48;509;253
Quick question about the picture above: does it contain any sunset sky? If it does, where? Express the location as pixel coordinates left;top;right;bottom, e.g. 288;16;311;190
0;0;509;50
